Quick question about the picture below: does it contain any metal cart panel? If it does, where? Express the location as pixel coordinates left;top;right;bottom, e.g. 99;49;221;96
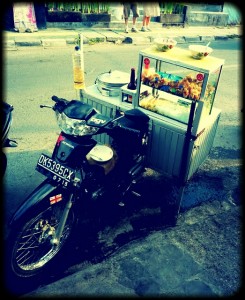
146;118;185;178
187;108;221;180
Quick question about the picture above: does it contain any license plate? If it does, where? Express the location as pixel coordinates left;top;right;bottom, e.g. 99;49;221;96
36;153;75;187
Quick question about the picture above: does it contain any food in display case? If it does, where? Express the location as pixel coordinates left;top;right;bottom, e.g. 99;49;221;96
138;46;224;124
141;70;206;101
139;66;218;123
140;58;218;110
139;94;191;124
138;54;223;124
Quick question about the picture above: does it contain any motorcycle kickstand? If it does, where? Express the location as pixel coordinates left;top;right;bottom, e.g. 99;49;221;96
118;180;142;207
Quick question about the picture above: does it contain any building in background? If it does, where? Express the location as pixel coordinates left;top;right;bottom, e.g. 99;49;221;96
3;2;242;31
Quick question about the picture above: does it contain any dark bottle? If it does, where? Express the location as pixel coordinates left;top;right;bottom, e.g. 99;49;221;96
127;68;137;90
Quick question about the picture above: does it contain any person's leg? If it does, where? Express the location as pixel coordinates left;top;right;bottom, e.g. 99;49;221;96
125;18;129;32
131;3;139;32
146;16;151;31
146;16;150;26
123;4;130;33
132;16;137;26
141;15;147;31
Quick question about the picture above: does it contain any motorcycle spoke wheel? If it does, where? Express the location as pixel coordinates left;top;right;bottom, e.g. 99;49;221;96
10;203;74;276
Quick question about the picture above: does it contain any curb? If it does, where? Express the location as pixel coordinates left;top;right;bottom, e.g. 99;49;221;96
4;33;241;49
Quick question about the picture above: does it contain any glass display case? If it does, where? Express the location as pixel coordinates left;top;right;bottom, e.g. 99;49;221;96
136;46;224;132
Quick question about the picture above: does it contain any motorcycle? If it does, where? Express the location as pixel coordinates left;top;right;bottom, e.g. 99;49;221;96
5;95;150;284
2;102;18;177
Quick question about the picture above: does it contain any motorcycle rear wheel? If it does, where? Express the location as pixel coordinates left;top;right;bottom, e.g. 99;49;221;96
5;199;76;293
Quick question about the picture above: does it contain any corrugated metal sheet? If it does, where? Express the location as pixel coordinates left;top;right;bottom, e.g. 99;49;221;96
146;119;185;178
187;110;220;180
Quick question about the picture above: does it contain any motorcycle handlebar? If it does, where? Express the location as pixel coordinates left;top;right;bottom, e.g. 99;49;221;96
39;96;67;111
51;95;69;104
50;95;70;113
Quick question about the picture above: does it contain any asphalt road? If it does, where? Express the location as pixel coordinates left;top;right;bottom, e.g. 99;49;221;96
2;39;242;296
4;39;242;146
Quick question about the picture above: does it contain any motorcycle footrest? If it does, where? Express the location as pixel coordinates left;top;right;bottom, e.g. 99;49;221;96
131;190;141;197
129;165;145;179
3;138;18;147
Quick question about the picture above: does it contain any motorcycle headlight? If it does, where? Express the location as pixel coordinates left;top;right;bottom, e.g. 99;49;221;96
56;112;99;136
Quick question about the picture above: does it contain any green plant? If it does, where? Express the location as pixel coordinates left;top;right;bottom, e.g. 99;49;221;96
159;2;185;14
160;2;174;14
46;2;110;13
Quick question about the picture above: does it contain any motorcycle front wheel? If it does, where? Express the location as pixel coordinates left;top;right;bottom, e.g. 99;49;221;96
5;198;76;294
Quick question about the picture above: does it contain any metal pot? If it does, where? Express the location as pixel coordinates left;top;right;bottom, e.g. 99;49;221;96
96;70;129;97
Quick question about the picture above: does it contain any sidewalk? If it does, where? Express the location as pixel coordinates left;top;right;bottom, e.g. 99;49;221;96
3;24;242;49
23;195;242;297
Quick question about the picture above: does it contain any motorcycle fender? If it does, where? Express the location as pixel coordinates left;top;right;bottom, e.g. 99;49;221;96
9;179;63;227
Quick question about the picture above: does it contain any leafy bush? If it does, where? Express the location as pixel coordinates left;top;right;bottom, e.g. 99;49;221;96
46;2;110;13
159;2;185;14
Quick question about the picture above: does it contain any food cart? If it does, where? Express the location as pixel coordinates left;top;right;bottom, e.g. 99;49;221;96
80;45;224;185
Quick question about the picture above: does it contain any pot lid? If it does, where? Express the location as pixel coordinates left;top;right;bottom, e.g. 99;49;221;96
97;70;129;86
89;145;113;162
